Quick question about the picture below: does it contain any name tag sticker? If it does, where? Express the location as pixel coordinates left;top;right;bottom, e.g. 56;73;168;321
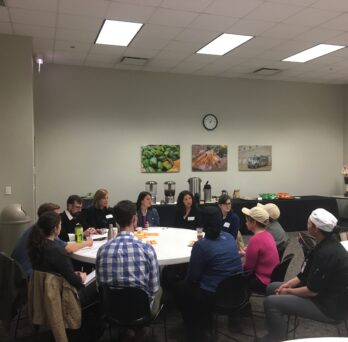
106;214;113;219
223;222;230;228
188;216;195;221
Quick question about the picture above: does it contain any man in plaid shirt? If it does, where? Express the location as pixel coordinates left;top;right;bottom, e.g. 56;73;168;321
96;200;161;314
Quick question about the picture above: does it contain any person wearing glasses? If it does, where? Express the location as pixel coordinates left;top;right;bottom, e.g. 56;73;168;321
59;195;96;242
218;194;240;239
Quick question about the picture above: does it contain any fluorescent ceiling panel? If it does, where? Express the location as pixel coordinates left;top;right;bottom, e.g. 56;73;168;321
282;44;345;63
196;33;253;56
96;20;143;46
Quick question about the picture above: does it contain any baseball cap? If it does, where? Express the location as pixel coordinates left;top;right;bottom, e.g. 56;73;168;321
242;206;269;225
257;203;280;220
309;208;337;232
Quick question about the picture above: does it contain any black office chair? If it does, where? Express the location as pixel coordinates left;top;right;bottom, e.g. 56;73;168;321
213;271;256;340
99;285;167;341
277;240;289;260
298;231;316;258
288;287;348;339
270;253;294;283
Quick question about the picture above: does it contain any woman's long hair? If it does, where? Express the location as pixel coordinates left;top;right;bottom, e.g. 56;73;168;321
27;211;61;267
93;188;108;209
136;191;152;210
176;190;196;215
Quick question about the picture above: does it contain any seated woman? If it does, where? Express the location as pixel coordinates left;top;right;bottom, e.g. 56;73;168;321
136;191;160;228
84;188;116;229
174;206;242;341
241;206;279;294
174;190;202;230
27;211;97;308
218;194;240;239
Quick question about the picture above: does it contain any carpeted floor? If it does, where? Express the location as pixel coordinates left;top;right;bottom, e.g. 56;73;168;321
1;231;347;342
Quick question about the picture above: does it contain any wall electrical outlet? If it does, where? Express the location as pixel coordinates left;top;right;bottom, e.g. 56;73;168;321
5;186;12;195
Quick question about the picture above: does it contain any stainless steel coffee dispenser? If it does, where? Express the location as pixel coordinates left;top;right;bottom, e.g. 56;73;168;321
164;181;176;204
188;177;202;202
145;181;157;204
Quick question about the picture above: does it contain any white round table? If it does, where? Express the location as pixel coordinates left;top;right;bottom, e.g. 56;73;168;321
285;339;348;342
71;227;197;266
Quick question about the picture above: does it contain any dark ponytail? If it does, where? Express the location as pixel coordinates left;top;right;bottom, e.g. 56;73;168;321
27;212;61;267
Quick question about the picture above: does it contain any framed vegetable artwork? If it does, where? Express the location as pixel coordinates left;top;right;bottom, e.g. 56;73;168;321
192;145;227;171
141;145;180;173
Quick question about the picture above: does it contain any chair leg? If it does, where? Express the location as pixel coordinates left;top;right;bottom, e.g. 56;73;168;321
163;306;168;342
13;308;22;339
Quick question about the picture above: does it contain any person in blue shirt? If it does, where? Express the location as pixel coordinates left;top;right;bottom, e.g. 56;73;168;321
136;191;160;228
11;202;93;276
174;206;242;342
218;194;240;239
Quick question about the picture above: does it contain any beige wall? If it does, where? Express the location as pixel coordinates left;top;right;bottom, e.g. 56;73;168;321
34;64;345;208
0;34;34;220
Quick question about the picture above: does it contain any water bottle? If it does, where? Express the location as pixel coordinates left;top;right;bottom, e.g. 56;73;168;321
108;224;113;240
75;223;83;243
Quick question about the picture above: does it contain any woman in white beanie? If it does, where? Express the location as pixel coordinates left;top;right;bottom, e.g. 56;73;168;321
257;208;348;342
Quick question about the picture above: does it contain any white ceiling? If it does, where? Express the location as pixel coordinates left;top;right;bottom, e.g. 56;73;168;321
3;0;348;84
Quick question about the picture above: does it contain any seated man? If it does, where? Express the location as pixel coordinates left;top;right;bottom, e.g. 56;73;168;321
11;202;93;276
173;206;242;342
96;200;161;316
59;195;96;242
257;208;348;342
257;203;289;257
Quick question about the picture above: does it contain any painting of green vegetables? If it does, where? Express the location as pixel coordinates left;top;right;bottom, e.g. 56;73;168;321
141;145;180;173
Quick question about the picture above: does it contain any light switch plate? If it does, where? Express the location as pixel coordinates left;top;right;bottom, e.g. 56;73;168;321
5;186;11;195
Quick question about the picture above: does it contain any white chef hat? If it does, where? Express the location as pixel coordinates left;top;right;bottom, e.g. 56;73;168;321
309;208;337;232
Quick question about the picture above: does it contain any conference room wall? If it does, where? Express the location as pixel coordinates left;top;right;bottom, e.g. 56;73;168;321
0;34;35;221
34;64;344;209
344;86;348;165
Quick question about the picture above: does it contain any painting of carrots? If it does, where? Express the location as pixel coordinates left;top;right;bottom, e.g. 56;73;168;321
192;145;227;172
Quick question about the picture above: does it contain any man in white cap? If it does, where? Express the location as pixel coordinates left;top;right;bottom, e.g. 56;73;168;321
256;208;348;342
257;203;289;258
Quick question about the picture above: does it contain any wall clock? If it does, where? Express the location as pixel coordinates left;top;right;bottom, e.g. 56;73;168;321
202;114;218;131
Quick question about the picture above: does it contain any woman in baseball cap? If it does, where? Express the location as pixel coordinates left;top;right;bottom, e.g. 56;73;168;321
241;206;279;294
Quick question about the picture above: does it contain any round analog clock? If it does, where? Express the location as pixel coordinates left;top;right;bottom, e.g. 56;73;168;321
202;114;218;131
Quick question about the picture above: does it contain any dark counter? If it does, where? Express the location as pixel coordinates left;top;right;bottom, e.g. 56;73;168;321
153;196;338;233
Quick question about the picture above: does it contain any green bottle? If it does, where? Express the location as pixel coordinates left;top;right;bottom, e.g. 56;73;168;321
75;223;83;243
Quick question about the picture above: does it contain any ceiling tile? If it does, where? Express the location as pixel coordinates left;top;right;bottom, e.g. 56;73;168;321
160;0;214;12
129;35;169;50
246;2;302;22
57;13;102;32
284;8;340;27
155;49;192;60
0;22;12;33
312;0;348;12
163;40;204;53
85;52;119;63
135;24;182;41
6;0;58;12
267;0;319;7
148;8;199;27
205;0;263;18
54;40;91;53
261;23;310;39
124;46;159;58
296;27;343;43
188;13;238;31
147;58;180;68
110;0;162;6
106;2;156;22
13;23;55;38
53;50;87;62
89;44;126;55
227;18;275;36
174;28;220;44
56;28;97;43
321;13;348;31
0;6;10;22
10;8;56;27
58;0;109;17
84;61;115;68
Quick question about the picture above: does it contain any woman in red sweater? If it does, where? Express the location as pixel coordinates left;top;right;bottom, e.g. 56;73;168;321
241;206;279;293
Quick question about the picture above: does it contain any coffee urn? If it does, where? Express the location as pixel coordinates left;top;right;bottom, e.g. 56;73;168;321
164;181;176;204
188;177;202;202
145;181;157;204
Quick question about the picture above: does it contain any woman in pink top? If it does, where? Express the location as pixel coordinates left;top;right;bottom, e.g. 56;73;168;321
241;206;279;293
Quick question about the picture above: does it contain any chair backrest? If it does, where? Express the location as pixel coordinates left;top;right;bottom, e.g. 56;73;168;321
0;252;28;321
277;240;289;260
99;285;151;325
214;272;250;314
271;253;294;283
298;232;316;258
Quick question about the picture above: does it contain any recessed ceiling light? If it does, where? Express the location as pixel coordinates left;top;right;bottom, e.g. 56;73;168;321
196;33;253;56
96;19;143;47
282;44;345;63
